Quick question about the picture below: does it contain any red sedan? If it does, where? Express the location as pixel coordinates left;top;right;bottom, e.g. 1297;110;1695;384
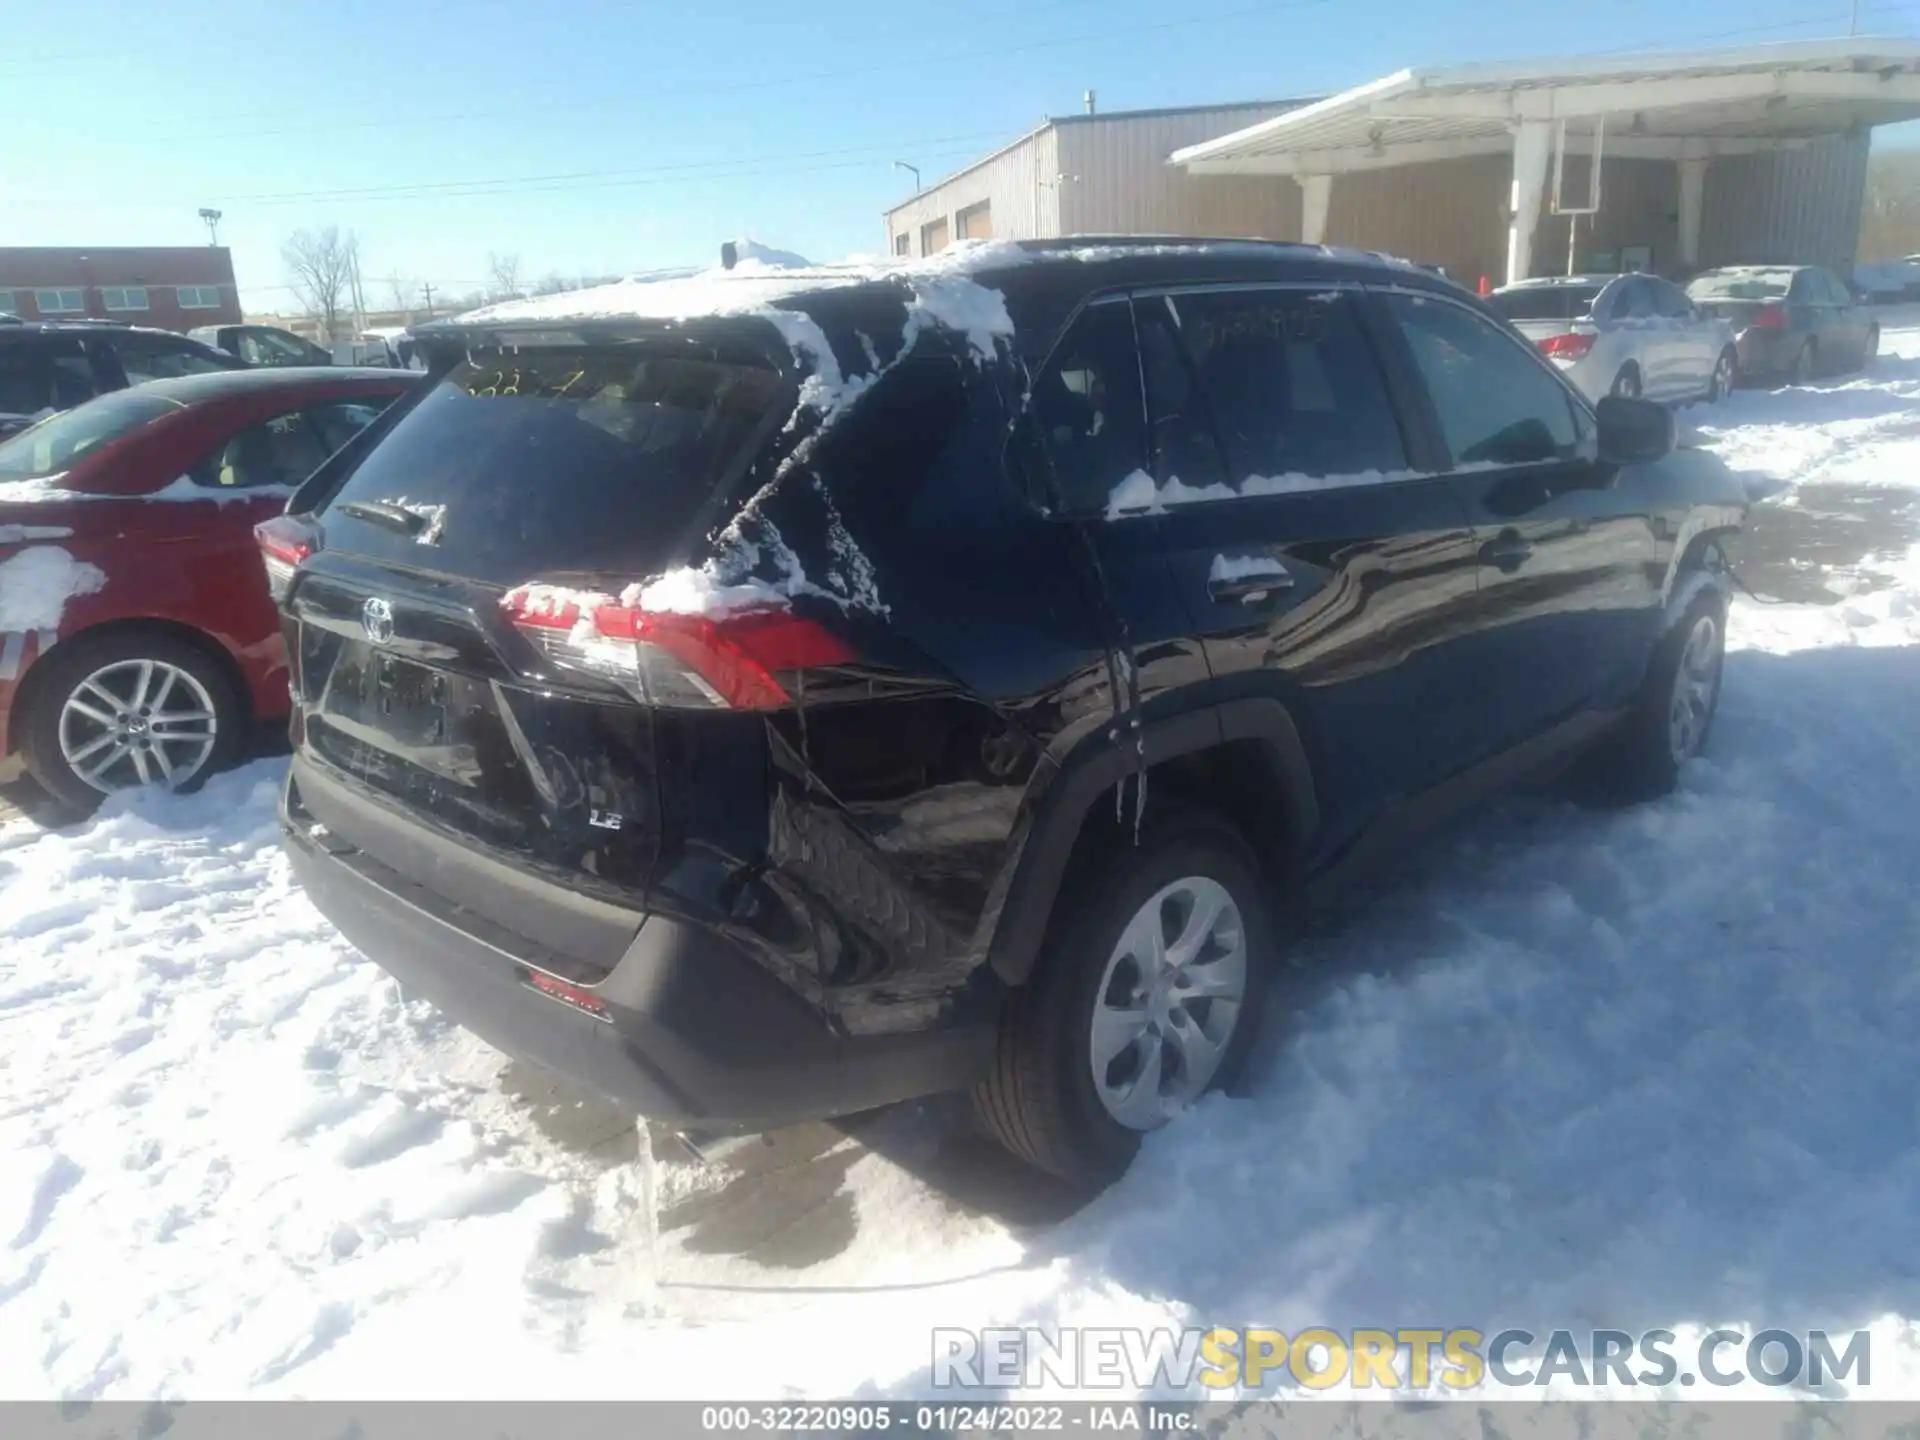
0;367;419;810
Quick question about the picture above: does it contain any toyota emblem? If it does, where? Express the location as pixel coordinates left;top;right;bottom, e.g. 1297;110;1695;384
361;597;395;645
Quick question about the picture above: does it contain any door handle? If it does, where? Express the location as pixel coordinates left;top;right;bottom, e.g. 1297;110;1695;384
1207;560;1294;605
1479;531;1533;572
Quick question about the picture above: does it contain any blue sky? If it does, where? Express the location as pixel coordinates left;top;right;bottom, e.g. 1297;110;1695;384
5;0;1916;312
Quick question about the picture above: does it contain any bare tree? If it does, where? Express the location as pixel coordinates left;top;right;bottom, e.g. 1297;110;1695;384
282;227;360;342
486;251;524;301
385;271;418;317
532;271;572;296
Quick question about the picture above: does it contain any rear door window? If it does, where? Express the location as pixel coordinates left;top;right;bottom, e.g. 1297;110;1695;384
1385;291;1581;467
195;411;332;490
321;346;787;582
113;333;234;383
1166;287;1407;484
1024;301;1151;516
0;339;96;416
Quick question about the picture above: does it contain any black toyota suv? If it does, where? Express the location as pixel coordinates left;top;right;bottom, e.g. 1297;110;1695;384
267;240;1746;1185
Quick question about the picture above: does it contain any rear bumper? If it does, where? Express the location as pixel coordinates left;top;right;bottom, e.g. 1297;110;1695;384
281;774;994;1128
1734;329;1801;377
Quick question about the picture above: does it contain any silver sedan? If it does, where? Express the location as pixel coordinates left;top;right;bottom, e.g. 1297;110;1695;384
1488;273;1739;405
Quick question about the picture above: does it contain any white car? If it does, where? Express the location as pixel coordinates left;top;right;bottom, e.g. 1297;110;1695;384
1487;273;1739;404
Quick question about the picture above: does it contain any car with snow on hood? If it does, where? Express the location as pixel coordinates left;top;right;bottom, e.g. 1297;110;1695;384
266;237;1748;1186
0;367;419;812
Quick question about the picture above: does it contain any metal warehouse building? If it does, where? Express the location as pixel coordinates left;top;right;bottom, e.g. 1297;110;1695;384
884;40;1920;287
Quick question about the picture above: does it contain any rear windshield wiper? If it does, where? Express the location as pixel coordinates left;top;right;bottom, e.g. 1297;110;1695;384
337;499;427;536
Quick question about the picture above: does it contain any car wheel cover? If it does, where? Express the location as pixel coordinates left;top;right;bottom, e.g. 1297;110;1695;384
1712;353;1733;400
1667;614;1722;765
1089;875;1247;1131
57;658;218;794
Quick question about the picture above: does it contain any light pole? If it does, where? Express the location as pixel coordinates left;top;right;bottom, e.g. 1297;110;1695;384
893;160;921;193
198;208;223;246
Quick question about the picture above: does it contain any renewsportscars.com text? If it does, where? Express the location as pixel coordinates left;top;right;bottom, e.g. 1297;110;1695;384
931;1327;1871;1392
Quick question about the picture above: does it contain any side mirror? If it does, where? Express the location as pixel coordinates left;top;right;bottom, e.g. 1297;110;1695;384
1595;395;1675;466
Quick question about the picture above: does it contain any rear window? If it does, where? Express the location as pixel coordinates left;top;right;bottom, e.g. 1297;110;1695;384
1486;286;1604;322
320;347;786;583
0;390;182;482
1687;271;1793;302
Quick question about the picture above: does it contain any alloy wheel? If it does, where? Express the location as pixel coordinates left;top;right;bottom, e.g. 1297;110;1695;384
1710;352;1734;402
57;658;219;794
1667;614;1722;765
1089;876;1248;1131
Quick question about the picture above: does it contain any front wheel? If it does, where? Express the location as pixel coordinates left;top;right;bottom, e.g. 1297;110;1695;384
20;631;242;816
1588;589;1727;802
973;810;1275;1187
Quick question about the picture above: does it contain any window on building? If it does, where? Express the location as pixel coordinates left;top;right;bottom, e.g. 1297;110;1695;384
176;285;223;309
0;291;20;316
1385;291;1580;468
34;289;86;314
101;286;150;312
893;233;912;257
920;217;949;255
955;201;992;241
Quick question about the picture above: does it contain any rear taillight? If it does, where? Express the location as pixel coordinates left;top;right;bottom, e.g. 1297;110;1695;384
1538;332;1596;361
1751;303;1788;330
255;515;319;602
501;586;854;710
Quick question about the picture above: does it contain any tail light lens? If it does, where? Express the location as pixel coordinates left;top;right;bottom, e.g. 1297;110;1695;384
1751;303;1788;329
255;515;319;602
502;586;854;710
1538;332;1596;361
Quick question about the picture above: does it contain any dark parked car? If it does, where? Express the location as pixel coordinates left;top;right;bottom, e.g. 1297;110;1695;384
1686;265;1880;384
188;323;334;368
0;367;418;811
0;321;241;440
268;240;1747;1185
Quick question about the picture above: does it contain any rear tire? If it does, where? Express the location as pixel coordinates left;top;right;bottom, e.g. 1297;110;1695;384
1706;348;1736;403
1587;587;1727;803
20;631;242;817
972;809;1275;1189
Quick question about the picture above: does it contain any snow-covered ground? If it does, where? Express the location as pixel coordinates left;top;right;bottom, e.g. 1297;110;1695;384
5;322;1920;1405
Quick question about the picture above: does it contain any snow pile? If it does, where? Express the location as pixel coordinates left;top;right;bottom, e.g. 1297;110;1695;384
0;544;104;631
0;523;73;544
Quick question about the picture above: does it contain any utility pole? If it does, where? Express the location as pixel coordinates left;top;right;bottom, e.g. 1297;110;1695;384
420;281;436;318
893;160;921;192
1851;0;1860;35
198;208;222;246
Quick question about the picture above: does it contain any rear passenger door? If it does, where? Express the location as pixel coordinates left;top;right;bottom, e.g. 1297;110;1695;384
1118;284;1484;850
1377;288;1659;747
1651;277;1716;397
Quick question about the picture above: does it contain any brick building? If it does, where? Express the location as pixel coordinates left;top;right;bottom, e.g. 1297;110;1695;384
0;247;244;331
